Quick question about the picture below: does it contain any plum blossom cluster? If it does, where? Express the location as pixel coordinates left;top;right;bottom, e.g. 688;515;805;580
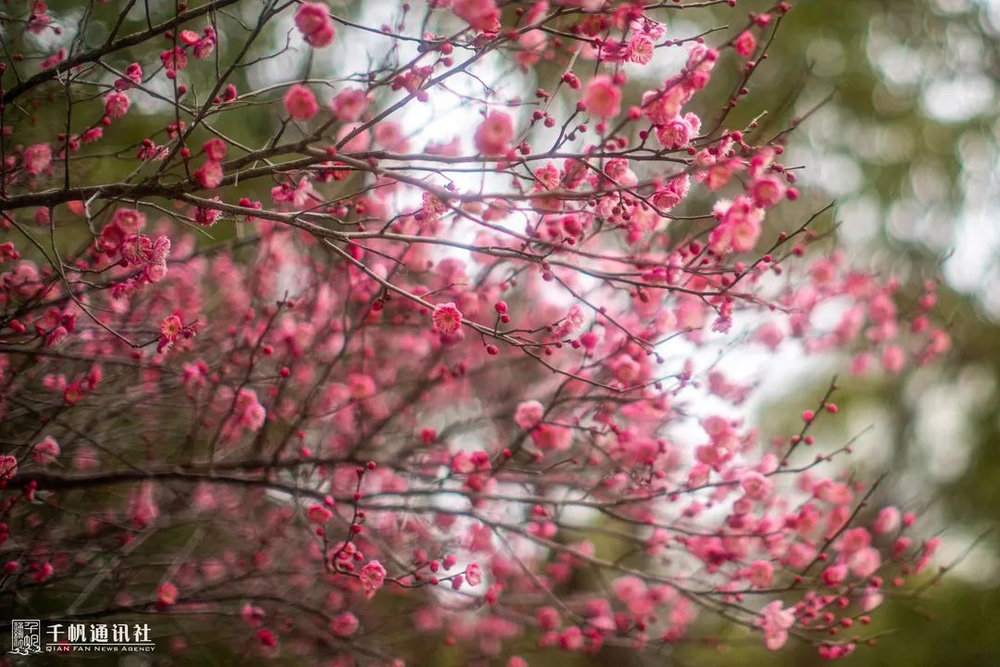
0;0;951;665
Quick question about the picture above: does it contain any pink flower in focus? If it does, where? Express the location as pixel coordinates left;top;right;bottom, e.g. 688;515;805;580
651;174;690;210
553;304;587;338
359;560;387;598
465;562;482;586
159;47;187;75
284;84;319;120
655;116;694;149
751;175;786;208
104;92;131;119
735;30;757;58
159;315;184;352
627;36;654;64
581;75;621;118
194;27;217;59
432;302;463;333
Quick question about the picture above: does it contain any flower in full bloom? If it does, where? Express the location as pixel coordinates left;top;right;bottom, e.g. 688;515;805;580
758;600;795;650
158;582;178;607
747;560;774;588
359;559;387;598
553;304;586;338
735;30;757;58
194;160;223;189
655;116;694;149
740;471;773;500
473;111;514;156
307;504;333;524
453;0;500;32
331;88;371;122
465;562;482;586
0;455;17;482
32;437;60;466
104;92;131;119
22;143;52;176
514;400;544;429
849;546;882;578
874;506;901;534
158;314;184;353
294;2;335;48
235;388;266;431
284;84;319;120
432;302;463;333
627;36;654;64
331;611;359;636
203;137;226;161
582;75;621;118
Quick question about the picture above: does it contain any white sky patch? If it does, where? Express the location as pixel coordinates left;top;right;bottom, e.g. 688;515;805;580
912;381;976;484
796;152;863;198
867;33;923;88
944;209;1000;297
834;194;881;245
921;74;996;123
936;526;1000;584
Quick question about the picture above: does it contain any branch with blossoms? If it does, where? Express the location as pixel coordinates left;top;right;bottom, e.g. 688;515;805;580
0;0;952;664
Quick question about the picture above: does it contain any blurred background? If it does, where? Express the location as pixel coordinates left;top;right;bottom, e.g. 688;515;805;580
671;0;1000;664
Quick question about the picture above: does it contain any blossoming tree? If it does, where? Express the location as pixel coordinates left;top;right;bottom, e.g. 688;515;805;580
0;0;950;663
